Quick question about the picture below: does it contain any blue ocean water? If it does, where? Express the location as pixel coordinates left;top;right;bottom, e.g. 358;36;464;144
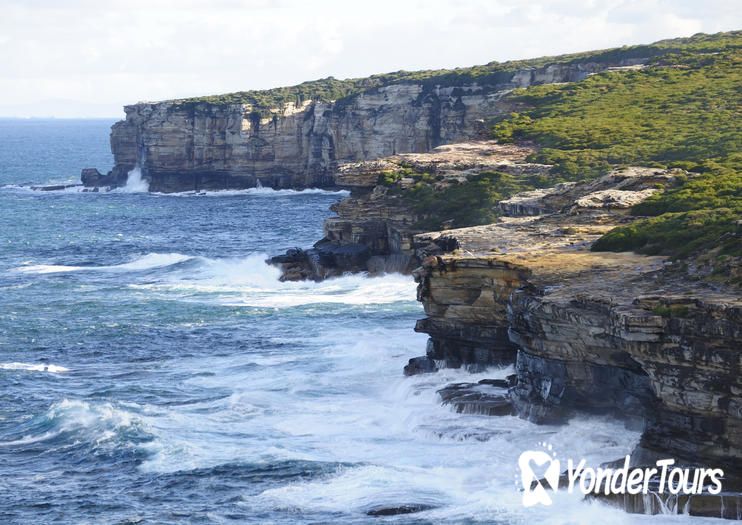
0;119;715;524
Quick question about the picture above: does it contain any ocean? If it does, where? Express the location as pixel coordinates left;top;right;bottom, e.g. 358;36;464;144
0;119;717;524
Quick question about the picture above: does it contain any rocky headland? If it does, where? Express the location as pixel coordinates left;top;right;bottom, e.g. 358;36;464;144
82;30;742;519
269;140;552;280
410;217;742;519
81;60;643;192
271;141;742;518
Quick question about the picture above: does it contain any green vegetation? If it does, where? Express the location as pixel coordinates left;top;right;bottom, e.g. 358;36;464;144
377;167;438;187
171;31;742;120
384;170;553;231
592;207;741;258
486;31;742;260
592;168;742;258
491;49;742;178
652;305;690;318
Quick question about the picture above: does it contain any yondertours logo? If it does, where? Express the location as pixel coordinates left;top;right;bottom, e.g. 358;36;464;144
515;442;724;507
515;441;561;506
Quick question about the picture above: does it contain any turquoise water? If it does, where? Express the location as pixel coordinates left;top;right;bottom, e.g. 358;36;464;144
0;119;716;524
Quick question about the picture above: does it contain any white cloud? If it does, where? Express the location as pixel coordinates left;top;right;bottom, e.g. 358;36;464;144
0;0;739;117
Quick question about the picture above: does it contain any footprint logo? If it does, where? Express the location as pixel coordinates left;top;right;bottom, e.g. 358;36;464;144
516;442;560;507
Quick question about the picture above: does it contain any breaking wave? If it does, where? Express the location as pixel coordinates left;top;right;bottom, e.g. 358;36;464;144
0;182;348;197
0;183;84;193
0;362;69;373
12;252;193;274
155;187;349;197
10;252;416;307
113;166;149;193
0;399;151;450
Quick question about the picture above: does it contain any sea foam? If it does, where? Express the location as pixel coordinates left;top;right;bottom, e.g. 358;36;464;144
0;362;69;373
12;252;193;274
114;166;149;193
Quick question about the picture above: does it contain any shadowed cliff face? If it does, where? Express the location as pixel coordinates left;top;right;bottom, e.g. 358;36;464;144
508;284;742;475
413;251;742;513
401;164;742;513
86;61;635;192
411;233;741;491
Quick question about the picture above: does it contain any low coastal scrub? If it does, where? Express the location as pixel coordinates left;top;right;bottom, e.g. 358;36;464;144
487;32;741;260
592;207;741;258
592;170;742;257
491;50;741;179
171;31;742;118
405;172;530;230
652;305;690;318
380;170;554;231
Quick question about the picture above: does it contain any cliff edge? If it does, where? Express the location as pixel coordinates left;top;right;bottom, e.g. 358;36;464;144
82;60;648;192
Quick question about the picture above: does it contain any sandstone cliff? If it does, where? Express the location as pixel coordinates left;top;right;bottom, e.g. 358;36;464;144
269;140;552;280
407;174;741;519
287;144;742;517
83;61;641;192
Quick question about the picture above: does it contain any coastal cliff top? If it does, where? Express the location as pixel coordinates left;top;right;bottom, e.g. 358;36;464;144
335;141;545;188
160;31;741;112
414;173;742;306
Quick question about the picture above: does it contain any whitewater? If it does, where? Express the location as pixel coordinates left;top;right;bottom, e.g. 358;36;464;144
0;119;723;524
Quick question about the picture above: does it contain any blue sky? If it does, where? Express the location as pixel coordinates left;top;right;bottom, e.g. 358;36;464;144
0;0;739;117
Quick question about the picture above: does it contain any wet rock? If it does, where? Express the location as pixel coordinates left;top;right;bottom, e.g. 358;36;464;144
80;167;105;186
268;241;371;281
29;184;81;191
403;356;437;376
437;382;513;416
426;425;510;442
509;349;657;427
80;166;129;189
366;504;435;516
477;378;510;388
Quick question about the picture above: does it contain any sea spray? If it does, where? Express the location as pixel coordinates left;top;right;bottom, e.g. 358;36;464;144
12;252;193;274
120;166;149;193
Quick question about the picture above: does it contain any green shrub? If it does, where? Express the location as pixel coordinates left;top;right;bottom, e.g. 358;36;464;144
487;31;742;259
591;208;741;258
652;305;690;318
170;31;742;121
401;171;555;230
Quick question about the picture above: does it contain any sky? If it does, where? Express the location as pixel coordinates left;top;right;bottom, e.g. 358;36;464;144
0;0;739;118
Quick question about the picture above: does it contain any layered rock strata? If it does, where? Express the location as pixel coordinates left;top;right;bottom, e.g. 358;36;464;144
270;141;551;280
83;60;644;191
408;169;742;517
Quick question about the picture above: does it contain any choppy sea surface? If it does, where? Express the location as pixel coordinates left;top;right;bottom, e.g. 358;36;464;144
0;119;719;524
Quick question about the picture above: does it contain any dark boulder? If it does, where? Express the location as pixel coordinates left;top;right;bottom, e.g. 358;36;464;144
437;382;513;416
403;356;437;376
366;504;435;516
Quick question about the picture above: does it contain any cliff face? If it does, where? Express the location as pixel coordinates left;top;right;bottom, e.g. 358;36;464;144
414;257;530;369
415;251;742;518
407;171;742;514
84;61;634;191
507;279;742;473
269;141;552;280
